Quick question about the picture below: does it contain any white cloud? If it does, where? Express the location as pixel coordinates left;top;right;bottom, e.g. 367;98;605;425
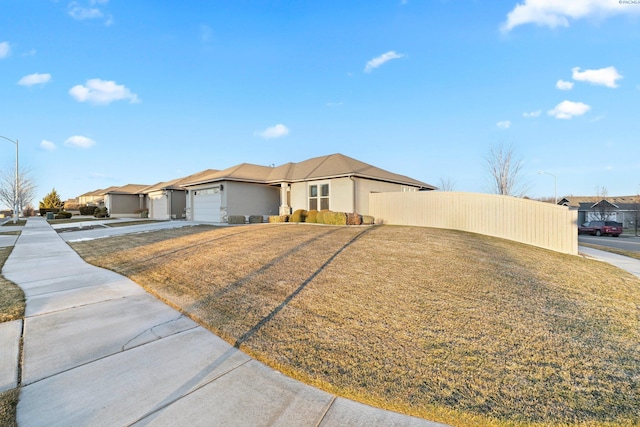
65;135;96;148
523;110;541;118
496;120;512;129
547;100;591;119
256;124;289;139
69;5;103;20
572;66;622;88
69;79;140;105
501;0;638;32
364;51;405;73
68;1;112;25
40;140;56;151
0;41;10;59
556;80;574;90
17;73;52;87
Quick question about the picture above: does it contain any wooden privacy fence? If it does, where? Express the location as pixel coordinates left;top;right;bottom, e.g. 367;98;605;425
369;192;578;255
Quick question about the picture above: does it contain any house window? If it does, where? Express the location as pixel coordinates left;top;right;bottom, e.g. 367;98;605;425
309;183;329;210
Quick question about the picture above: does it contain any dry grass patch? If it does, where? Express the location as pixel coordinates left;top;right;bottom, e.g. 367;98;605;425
0;247;25;323
0;388;19;427
70;224;640;427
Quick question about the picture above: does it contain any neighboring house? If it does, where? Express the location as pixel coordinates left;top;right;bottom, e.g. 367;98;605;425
103;184;150;218
143;169;218;220
183;153;435;223
77;187;119;206
559;196;640;228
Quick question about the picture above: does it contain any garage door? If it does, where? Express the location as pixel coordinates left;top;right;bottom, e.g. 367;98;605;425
149;195;168;220
193;188;221;222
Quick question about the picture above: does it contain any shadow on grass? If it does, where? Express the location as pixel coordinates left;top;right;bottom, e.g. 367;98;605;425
234;227;374;349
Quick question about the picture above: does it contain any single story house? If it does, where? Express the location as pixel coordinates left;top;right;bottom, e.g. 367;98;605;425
558;196;640;228
143;169;218;220
183;153;435;223
103;184;150;218
77;186;119;206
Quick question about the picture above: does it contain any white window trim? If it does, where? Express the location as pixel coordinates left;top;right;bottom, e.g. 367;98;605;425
308;181;330;211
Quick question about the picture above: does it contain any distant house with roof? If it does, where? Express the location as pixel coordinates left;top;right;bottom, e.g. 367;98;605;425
102;184;150;218
558;195;640;228
143;169;218;220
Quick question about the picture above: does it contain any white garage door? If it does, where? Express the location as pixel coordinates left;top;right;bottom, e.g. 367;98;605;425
149;195;168;220
193;188;221;222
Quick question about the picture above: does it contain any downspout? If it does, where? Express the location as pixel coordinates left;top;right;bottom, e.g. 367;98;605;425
349;176;356;213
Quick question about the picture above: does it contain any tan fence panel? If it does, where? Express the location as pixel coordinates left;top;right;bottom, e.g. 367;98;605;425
369;192;578;255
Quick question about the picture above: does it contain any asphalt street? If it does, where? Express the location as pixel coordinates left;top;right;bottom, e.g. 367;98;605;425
579;234;640;253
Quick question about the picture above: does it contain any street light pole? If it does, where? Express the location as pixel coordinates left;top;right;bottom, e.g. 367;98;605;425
0;135;19;224
538;171;557;205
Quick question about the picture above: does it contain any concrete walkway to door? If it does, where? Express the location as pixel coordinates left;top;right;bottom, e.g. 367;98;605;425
2;217;446;426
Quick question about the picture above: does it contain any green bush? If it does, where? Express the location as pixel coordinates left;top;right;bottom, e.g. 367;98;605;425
228;215;246;224
321;211;347;225
39;208;60;216
290;209;307;223
248;215;264;224
362;215;375;225
268;215;289;223
79;206;97;215
346;213;362;225
315;210;330;224
306;210;319;223
53;211;72;219
94;207;109;218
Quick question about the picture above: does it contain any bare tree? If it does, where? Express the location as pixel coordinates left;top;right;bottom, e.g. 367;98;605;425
0;166;37;215
592;186;614;221
484;142;528;196
439;177;456;192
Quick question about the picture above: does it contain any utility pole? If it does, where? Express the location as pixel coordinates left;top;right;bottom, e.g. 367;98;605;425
0;135;19;224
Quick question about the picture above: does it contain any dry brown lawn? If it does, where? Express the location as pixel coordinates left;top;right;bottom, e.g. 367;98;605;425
0;247;25;323
70;224;640;427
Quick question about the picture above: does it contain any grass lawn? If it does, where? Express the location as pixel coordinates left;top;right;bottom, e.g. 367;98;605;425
0;246;24;427
0;247;24;323
69;224;640;427
0;389;18;427
0;220;25;227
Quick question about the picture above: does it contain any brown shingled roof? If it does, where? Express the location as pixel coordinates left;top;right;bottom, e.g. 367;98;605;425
102;184;150;195
182;153;434;189
267;153;433;188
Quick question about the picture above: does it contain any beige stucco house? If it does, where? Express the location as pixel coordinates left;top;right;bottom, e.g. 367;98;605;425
143;169;218;220
183;153;434;223
103;184;149;218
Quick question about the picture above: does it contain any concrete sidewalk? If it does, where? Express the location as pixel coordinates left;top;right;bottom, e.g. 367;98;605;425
2;217;445;426
579;245;640;278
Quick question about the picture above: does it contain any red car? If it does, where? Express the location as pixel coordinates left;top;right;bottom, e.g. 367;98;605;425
578;221;623;237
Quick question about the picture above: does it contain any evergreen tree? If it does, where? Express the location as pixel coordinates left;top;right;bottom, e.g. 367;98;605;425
39;188;63;209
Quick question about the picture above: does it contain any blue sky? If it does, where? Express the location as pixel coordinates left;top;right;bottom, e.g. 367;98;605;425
2;0;640;209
